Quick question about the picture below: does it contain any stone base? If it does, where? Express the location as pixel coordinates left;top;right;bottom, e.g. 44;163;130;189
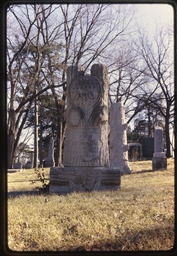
13;163;22;169
49;167;122;194
24;162;33;169
153;152;165;158
123;161;131;174
152;157;167;171
45;160;54;167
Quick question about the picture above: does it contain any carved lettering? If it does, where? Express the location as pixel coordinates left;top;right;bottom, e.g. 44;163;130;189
69;75;101;110
63;65;110;167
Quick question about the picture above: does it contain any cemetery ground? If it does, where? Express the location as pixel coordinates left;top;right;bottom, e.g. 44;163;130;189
8;159;174;251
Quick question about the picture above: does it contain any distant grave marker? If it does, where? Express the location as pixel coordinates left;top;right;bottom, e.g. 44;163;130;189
45;137;55;167
24;152;34;169
152;128;167;171
142;137;154;159
128;143;142;161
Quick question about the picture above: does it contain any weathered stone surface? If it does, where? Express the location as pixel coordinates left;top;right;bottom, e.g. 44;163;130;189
49;64;122;194
63;64;110;167
109;102;131;174
49;167;121;194
154;128;163;153
45;137;55;167
152;127;167;171
152;157;167;171
13;162;22;169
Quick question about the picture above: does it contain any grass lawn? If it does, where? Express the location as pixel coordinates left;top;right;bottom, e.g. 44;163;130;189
8;158;175;251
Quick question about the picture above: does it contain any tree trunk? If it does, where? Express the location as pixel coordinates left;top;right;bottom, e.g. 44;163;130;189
7;109;16;168
34;87;39;168
7;133;15;169
165;109;171;158
39;121;43;167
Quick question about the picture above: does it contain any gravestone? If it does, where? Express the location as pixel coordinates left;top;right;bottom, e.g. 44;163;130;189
128;143;142;161
24;152;34;169
45;137;55;167
49;64;122;194
152;128;167;171
13;161;22;169
109;102;131;174
142;137;154;159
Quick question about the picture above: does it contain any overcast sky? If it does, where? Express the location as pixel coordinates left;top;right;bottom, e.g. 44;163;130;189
136;4;173;32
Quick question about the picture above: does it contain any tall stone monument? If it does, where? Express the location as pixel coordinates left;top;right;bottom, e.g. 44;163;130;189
49;64;122;194
109;102;131;174
152;127;167;171
45;137;55;167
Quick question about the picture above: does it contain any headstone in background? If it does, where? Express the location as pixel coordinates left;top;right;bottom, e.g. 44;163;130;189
128;143;142;161
152;128;167;171
13;162;22;170
109;102;131;174
49;64;121;194
45;137;55;167
142;137;154;159
24;152;34;169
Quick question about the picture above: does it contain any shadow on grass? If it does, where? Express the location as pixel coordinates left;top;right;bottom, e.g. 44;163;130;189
63;225;175;252
131;170;154;175
8;190;40;197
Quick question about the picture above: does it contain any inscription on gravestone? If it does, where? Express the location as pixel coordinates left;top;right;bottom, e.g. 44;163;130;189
69;76;101;110
63;65;109;167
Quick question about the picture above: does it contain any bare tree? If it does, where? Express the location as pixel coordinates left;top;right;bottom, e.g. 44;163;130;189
7;4;65;168
132;27;174;157
7;4;136;167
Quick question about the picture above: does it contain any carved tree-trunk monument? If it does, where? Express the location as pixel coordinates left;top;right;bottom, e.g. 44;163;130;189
49;64;122;194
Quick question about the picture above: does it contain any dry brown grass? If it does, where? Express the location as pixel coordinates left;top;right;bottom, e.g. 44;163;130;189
8;158;175;251
8;168;50;192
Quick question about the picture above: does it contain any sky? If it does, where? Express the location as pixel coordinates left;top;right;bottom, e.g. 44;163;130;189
136;4;173;32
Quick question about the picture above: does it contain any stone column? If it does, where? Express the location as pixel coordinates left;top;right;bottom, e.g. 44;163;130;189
109;102;131;174
45;137;55;167
152;127;167;171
